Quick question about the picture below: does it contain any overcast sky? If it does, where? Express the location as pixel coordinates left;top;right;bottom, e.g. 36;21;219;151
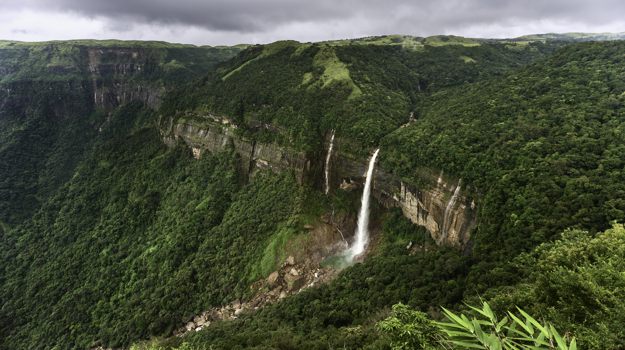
1;0;625;45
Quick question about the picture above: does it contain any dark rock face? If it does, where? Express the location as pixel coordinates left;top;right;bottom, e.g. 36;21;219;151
86;48;164;110
165;117;314;184
330;140;477;248
165;116;478;248
374;172;477;248
0;42;242;226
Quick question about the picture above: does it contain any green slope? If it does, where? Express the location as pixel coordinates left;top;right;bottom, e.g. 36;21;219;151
0;40;242;84
162;38;556;154
0;104;311;348
0;40;242;226
382;41;625;282
142;41;625;349
2;36;625;350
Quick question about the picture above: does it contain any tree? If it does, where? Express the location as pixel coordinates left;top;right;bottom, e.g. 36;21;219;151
377;303;440;350
436;302;576;350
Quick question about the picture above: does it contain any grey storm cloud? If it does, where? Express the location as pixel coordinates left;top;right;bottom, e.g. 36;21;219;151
3;0;625;45
4;0;625;34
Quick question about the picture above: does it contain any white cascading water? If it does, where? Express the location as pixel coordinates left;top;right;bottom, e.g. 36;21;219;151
324;130;336;195
349;148;380;258
440;179;461;244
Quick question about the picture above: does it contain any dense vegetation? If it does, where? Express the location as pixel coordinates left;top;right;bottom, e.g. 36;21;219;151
377;225;625;350
162;39;556;152
142;225;624;350
1;36;625;349
0;103;316;348
133;211;464;349
0;41;241;227
382;41;625;292
377;301;577;350
0;40;243;84
0;80;101;226
483;224;625;349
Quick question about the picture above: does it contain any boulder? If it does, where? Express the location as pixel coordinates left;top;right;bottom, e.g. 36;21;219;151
193;314;206;324
285;274;306;291
267;271;279;287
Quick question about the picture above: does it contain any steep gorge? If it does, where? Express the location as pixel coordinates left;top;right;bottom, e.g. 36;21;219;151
0;36;624;348
164;114;477;248
0;41;242;226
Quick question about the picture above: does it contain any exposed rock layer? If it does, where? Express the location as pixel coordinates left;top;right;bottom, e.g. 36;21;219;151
164;116;315;184
165;116;477;248
86;47;164;110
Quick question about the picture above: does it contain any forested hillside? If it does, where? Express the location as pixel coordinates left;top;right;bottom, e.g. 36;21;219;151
0;40;242;227
139;39;625;350
382;41;625;290
162;37;557;151
1;36;624;350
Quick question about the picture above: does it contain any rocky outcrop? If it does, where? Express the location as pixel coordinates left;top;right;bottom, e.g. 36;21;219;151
1;42;239;113
86;47;164;110
164;115;315;183
330;139;477;248
384;177;476;247
174;215;347;337
163;116;477;248
174;257;338;336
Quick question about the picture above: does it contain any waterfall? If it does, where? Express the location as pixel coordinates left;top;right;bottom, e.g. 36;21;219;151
324;130;335;195
349;148;380;258
440;179;462;244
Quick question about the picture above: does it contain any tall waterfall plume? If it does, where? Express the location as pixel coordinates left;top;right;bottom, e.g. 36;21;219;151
349;148;380;258
439;179;462;244
324;130;335;195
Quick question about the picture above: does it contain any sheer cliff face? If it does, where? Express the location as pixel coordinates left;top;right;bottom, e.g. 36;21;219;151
0;42;242;112
164;119;314;184
381;176;476;248
0;42;240;225
86;47;165;110
0;45;158;111
167;117;477;248
332;145;477;248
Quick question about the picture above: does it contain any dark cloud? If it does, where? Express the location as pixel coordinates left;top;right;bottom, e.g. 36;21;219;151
2;0;625;33
2;0;625;44
4;0;361;31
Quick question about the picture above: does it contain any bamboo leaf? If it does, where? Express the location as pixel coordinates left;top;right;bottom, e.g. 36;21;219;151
438;329;475;338
517;307;548;336
436;321;472;331
496;316;509;333
550;325;568;350
442;307;473;331
507;312;533;336
483;302;496;322
462;314;475;333
466;302;495;322
450;340;488;349
570;338;577;350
